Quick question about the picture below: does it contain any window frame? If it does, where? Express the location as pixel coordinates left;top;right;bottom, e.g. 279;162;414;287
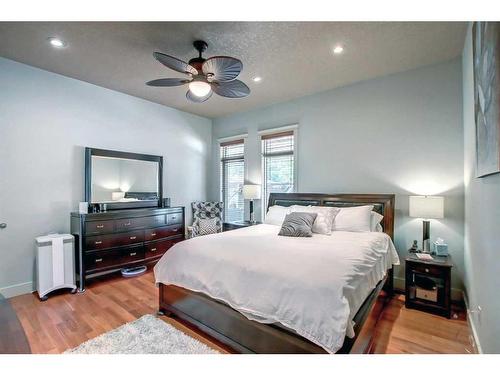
259;125;298;215
219;136;246;223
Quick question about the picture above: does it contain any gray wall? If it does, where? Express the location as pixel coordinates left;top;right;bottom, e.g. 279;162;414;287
462;25;500;353
0;57;212;297
211;59;465;298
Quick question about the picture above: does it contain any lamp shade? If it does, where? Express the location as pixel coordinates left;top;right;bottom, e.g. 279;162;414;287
243;184;261;200
409;196;444;219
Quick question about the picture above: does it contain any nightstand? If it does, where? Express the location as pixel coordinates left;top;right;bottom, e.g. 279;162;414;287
405;254;452;318
223;220;262;231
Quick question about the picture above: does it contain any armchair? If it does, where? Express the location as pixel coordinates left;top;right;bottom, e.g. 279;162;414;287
187;201;224;238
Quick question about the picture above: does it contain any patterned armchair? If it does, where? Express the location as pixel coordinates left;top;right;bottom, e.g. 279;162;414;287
188;201;224;238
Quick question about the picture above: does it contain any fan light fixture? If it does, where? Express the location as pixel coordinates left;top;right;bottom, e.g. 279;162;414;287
189;80;211;97
146;40;250;103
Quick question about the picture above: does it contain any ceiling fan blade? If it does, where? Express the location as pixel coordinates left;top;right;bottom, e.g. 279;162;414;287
146;78;191;87
186;89;213;103
153;52;198;75
211;79;250;98
202;56;243;82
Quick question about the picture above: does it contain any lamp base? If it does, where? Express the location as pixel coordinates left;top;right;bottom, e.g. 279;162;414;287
422;220;431;253
249;200;256;224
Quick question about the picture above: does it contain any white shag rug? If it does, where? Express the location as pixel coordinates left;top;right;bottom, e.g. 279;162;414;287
65;314;219;354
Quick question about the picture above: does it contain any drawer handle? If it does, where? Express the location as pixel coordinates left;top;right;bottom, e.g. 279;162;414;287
151;233;157;236
130;252;137;256
95;258;103;263
151;248;157;252
425;268;429;273
172;228;178;232
96;225;104;229
124;222;131;226
95;241;102;245
130;236;137;240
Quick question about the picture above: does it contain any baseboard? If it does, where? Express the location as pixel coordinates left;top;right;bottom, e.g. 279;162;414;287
463;292;483;354
394;276;463;303
0;281;34;298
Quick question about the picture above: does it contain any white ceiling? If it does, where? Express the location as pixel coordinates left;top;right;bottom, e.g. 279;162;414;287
0;22;467;119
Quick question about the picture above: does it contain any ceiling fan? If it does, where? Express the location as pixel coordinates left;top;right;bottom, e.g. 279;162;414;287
146;40;250;103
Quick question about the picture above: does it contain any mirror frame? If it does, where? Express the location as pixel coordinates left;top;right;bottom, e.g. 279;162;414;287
84;147;163;210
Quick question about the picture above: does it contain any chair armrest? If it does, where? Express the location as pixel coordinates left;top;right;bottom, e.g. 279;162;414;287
187;225;198;239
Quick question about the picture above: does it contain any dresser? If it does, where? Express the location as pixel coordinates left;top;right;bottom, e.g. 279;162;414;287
71;207;184;291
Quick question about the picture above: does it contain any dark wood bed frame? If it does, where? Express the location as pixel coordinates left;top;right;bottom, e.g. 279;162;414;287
158;193;395;353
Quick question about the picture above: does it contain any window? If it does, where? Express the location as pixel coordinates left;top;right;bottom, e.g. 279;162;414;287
261;130;295;211
220;139;245;222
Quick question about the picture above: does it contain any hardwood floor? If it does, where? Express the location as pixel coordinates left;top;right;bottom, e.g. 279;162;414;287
8;270;474;354
371;294;475;353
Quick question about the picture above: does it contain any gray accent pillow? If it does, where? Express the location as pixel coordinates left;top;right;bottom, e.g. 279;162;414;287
278;212;318;237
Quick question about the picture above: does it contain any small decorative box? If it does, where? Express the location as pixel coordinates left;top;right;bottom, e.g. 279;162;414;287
434;243;448;257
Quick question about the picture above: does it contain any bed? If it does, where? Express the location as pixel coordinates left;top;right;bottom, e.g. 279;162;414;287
154;193;398;353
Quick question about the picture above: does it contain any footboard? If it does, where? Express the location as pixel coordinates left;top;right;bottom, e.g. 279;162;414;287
158;270;392;354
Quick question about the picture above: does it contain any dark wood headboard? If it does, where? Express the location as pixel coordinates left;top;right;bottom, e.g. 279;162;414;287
267;193;395;239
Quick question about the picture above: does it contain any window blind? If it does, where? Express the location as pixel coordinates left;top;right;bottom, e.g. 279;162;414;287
261;131;295;211
220;139;245;222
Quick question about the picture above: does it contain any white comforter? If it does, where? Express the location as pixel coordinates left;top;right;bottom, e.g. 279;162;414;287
154;224;400;353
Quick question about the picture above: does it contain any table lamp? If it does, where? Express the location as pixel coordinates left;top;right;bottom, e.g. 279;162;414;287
243;184;261;224
409;195;444;253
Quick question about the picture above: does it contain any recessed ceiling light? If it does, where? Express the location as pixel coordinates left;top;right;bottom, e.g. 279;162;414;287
253;76;262;83
333;45;344;55
48;37;67;48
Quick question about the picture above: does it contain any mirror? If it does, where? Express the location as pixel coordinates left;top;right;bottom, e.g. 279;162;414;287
85;148;163;209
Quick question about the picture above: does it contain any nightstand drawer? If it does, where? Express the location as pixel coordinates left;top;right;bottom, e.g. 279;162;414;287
416;287;438;302
410;262;443;277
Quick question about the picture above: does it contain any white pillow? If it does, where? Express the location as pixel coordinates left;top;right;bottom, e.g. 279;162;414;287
290;205;339;235
332;205;374;232
264;205;291;226
370;212;384;232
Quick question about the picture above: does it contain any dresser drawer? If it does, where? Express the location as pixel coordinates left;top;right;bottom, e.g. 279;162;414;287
115;215;165;231
85;249;120;271
85;220;115;234
113;230;144;247
145;237;182;259
86;230;144;250
144;225;183;241
120;247;145;263
85;235;115;251
166;213;183;225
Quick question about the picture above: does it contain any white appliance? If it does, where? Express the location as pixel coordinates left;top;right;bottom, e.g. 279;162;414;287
35;233;77;300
